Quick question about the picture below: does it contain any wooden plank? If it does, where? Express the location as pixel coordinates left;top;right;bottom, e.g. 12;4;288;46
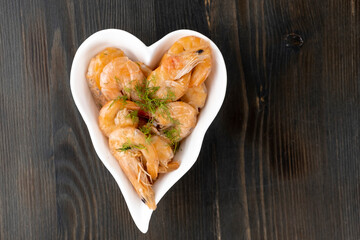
43;0;157;239
0;0;57;239
205;0;252;239
233;0;360;239
150;1;223;239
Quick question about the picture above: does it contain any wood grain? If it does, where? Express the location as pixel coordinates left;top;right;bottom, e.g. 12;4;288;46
0;0;57;239
0;0;359;239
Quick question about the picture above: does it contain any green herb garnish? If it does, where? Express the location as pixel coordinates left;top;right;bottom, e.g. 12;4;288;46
131;75;181;148
139;122;152;136
173;141;179;153
139;122;153;144
108;95;128;109
134;76;175;115
117;141;146;152
163;127;181;153
126;110;139;123
163;127;181;144
123;87;132;94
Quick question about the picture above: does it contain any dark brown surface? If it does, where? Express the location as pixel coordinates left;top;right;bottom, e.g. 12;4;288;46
0;0;359;239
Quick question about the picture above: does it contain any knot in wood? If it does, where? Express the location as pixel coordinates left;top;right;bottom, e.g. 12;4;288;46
284;33;304;49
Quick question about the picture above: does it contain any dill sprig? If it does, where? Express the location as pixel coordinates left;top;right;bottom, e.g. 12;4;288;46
133;76;182;148
163;127;181;153
108;95;128;109
139;122;152;136
126;110;139;123
117;141;146;152
173;142;180;153
134;76;175;114
123;87;132;94
163;127;181;144
139;121;153;144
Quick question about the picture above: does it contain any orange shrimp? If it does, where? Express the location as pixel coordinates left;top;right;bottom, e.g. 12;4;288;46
150;135;174;168
148;44;210;100
164;36;212;87
109;127;159;179
147;70;191;100
100;57;145;101
98;100;140;137
109;127;158;209
86;47;125;107
181;82;207;111
135;61;152;77
154;101;198;141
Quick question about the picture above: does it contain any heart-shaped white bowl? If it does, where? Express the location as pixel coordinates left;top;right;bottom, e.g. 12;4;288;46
70;29;227;233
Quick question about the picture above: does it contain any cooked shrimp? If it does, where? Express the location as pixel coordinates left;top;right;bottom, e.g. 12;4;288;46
147;71;191;100
86;48;125;107
154;101;198;141
165;36;212;87
109;127;159;209
148;45;210;100
150;135;174;168
110;127;159;180
99;100;140;137
100;57;145;101
181;82;207;111
159;50;209;80
135;61;152;77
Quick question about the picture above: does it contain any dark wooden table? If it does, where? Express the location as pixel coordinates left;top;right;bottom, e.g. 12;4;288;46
1;0;359;239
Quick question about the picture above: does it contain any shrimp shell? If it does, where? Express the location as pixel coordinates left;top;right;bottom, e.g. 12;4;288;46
150;135;174;167
160;50;209;80
165;36;212;87
99;100;140;137
148;70;191;100
135;61;152;77
181;82;207;111
146;37;211;101
155;101;198;141
109;127;159;180
86;47;125;107
100;57;145;101
109;128;157;209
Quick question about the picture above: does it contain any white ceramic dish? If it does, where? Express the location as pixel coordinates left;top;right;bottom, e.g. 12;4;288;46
70;29;227;233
